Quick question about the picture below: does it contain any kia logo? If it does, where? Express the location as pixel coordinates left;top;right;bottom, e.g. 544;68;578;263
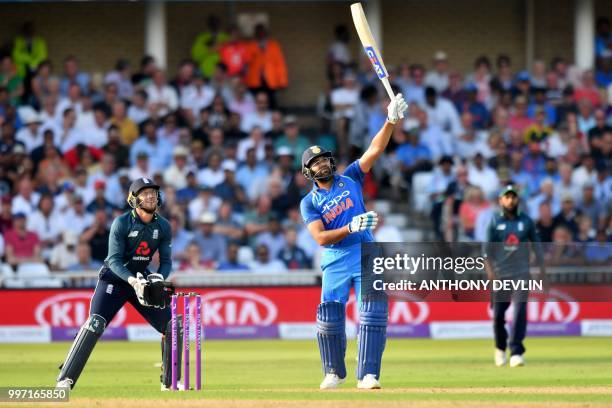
486;289;579;323
35;292;126;327
346;295;429;325
202;290;278;326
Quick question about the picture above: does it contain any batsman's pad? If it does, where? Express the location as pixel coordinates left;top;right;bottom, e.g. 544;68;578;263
357;299;388;380
316;302;346;379
161;315;182;387
57;314;106;388
144;275;175;309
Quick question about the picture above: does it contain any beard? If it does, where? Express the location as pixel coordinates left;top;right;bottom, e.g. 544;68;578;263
503;205;518;216
314;164;332;182
139;200;157;214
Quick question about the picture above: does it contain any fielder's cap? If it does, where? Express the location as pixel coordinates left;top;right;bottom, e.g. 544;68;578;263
128;177;160;196
276;146;293;157
173;145;189;157
434;50;448;61
199;212;216;224
221;159;237;172
499;184;519;198
283;115;298;126
302;145;332;169
517;70;531;82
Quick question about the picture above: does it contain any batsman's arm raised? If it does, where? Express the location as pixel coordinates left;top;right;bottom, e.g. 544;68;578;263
359;93;407;173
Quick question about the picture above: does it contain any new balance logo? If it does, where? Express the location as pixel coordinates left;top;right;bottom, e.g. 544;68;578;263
128;231;139;238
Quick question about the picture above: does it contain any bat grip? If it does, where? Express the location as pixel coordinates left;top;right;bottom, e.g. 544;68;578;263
381;77;395;100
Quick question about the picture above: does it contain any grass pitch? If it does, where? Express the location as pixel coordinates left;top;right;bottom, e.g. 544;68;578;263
1;337;611;407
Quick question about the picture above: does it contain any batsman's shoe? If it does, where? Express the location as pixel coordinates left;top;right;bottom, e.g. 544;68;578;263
357;374;381;389
320;373;345;389
495;348;507;366
160;381;186;391
509;354;525;367
56;378;73;389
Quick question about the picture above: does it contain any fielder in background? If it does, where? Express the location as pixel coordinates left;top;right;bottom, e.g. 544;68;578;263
56;178;178;391
484;184;548;368
300;93;408;389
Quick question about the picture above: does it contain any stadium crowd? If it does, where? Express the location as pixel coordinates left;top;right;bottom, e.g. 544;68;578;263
0;16;610;281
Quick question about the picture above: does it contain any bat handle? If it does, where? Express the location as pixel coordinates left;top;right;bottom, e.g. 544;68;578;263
381;77;395;100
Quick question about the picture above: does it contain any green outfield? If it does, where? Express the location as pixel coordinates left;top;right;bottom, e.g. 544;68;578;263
1;337;611;407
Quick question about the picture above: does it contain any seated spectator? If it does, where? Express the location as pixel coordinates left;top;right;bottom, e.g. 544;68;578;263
244;196;272;240
180;70;214;128
535;202;555;242
179;242;215;272
80;209;110;263
425;51;450;93
236;148;269;201
27;193;63;260
214;160;247;212
373;214;402;242
527;87;556;126
467;153;499;200
169;213;194;263
584;229;611;265
187;185;222;225
458;83;490;130
575;214;595;243
62;193;94;236
193;212;227;264
254;216;286;260
552;193;582;238
227;79;255;118
146;69;179;119
0;196;13;233
50;230;79;270
572;154;598;188
197;151;225;188
508;95;535;134
110;100;138;146
395;128;432;188
86;180;116;217
455;111;490;159
241;91;272;133
274;116;310;170
578;182;606;229
16;107;43;153
164;145;194;190
4;212;42;267
278;227;311;269
11;177;40;217
130;120;173;173
250;243;287;273
527;178;560;220
214;201;244;244
576;98;596;135
442;71;468;109
423;86;463;138
545;225;584;266
237;126;267;162
217;242;250;271
67;242;103;271
59;55;90;97
127;90;150;125
458;186;490;240
409;107;453;161
574;69;602;107
104;58;133;100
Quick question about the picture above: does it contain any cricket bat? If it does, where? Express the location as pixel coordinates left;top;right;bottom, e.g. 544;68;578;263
350;2;395;100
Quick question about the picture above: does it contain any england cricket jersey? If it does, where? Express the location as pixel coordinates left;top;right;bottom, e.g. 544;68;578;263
300;160;373;248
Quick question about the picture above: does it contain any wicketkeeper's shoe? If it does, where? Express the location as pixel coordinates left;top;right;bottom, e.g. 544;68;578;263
357;374;381;389
509;354;525;367
160;381;186;391
56;378;73;389
495;348;507;366
319;373;345;389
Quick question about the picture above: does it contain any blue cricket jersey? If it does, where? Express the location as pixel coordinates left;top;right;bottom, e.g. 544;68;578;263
300;160;374;248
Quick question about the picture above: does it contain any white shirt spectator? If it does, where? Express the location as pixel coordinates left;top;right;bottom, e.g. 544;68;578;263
87;173;123;207
146;84;179;117
27;210;64;243
467;164;500;200
61;208;94;235
330;87;359;119
127;104;150;125
422;97;463;137
43;123;85;152
197;167;225;188
571;166;598;189
236;138;266;162
455;131;490;160
546;132;569;158
328;41;351;65
228;95;256;118
255;233;286;260
424;71;449;93
55;98;82;124
417;124;454;161
180;84;215;120
164;164;195;190
81;122;109;148
241;111;272;133
50;243;78;270
12;193;40;217
16;127;42;153
188;195;222;224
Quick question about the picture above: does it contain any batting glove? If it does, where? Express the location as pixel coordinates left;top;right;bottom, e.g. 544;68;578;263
348;211;379;233
128;272;151;307
387;93;408;124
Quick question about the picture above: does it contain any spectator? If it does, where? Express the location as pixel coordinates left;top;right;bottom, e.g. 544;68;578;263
188;185;222;224
80;209;110;263
327;25;352;70
373;213;402;242
535;201;555;242
110;100;138;146
130;120;173;173
12;22;47;79
527;178;560;220
102;126;130;169
104;58;133;100
16;107;43;153
251;243;287;273
546;225;584;266
455;111;490;159
219;25;250;78
4;212;42;267
527;87;557;126
244;24;288;108
62;194;94;236
279;227;311;269
146;69;179;119
82;104;110;148
163;145;193;190
170;59;195;94
254;216;286;260
197;151;225;188
59;55;90;97
237;126;267;162
576;98;596;135
11;176;40;217
50;230;79;270
552;193;581;238
86;180;116;217
241;91;272;133
425;51;450;93
422;86;463;138
584;229;611;265
180;70;214;128
458;186;490;240
410;107;453;161
574;69;602;107
467;153;499;200
466;56;492;107
395;128;432;188
169;213;194;263
571;154;598;188
236;148;269;201
214;161;247;212
577;182;606;229
402;64;426;105
244;195;272;240
179;242;215;272
191;15;228;78
0;55;23;106
127;90;150;125
193;212;227;264
214;200;244;243
228;82;255;122
491;54;514;92
509;95;535;134
67;242;102;271
274;116;310;170
217;242;250;271
442;71;469;109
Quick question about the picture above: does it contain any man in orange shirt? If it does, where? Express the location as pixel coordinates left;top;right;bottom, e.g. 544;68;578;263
220;25;249;78
244;24;288;108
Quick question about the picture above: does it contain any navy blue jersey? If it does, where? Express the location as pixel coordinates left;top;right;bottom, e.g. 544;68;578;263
484;210;543;278
105;210;172;282
300;160;373;248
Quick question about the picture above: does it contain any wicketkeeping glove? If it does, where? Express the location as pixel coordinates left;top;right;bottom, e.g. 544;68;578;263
144;273;175;309
128;272;150;307
348;211;379;233
387;93;408;124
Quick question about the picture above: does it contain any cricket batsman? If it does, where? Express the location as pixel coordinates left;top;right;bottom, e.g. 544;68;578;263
56;178;181;391
484;184;548;368
300;93;408;389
